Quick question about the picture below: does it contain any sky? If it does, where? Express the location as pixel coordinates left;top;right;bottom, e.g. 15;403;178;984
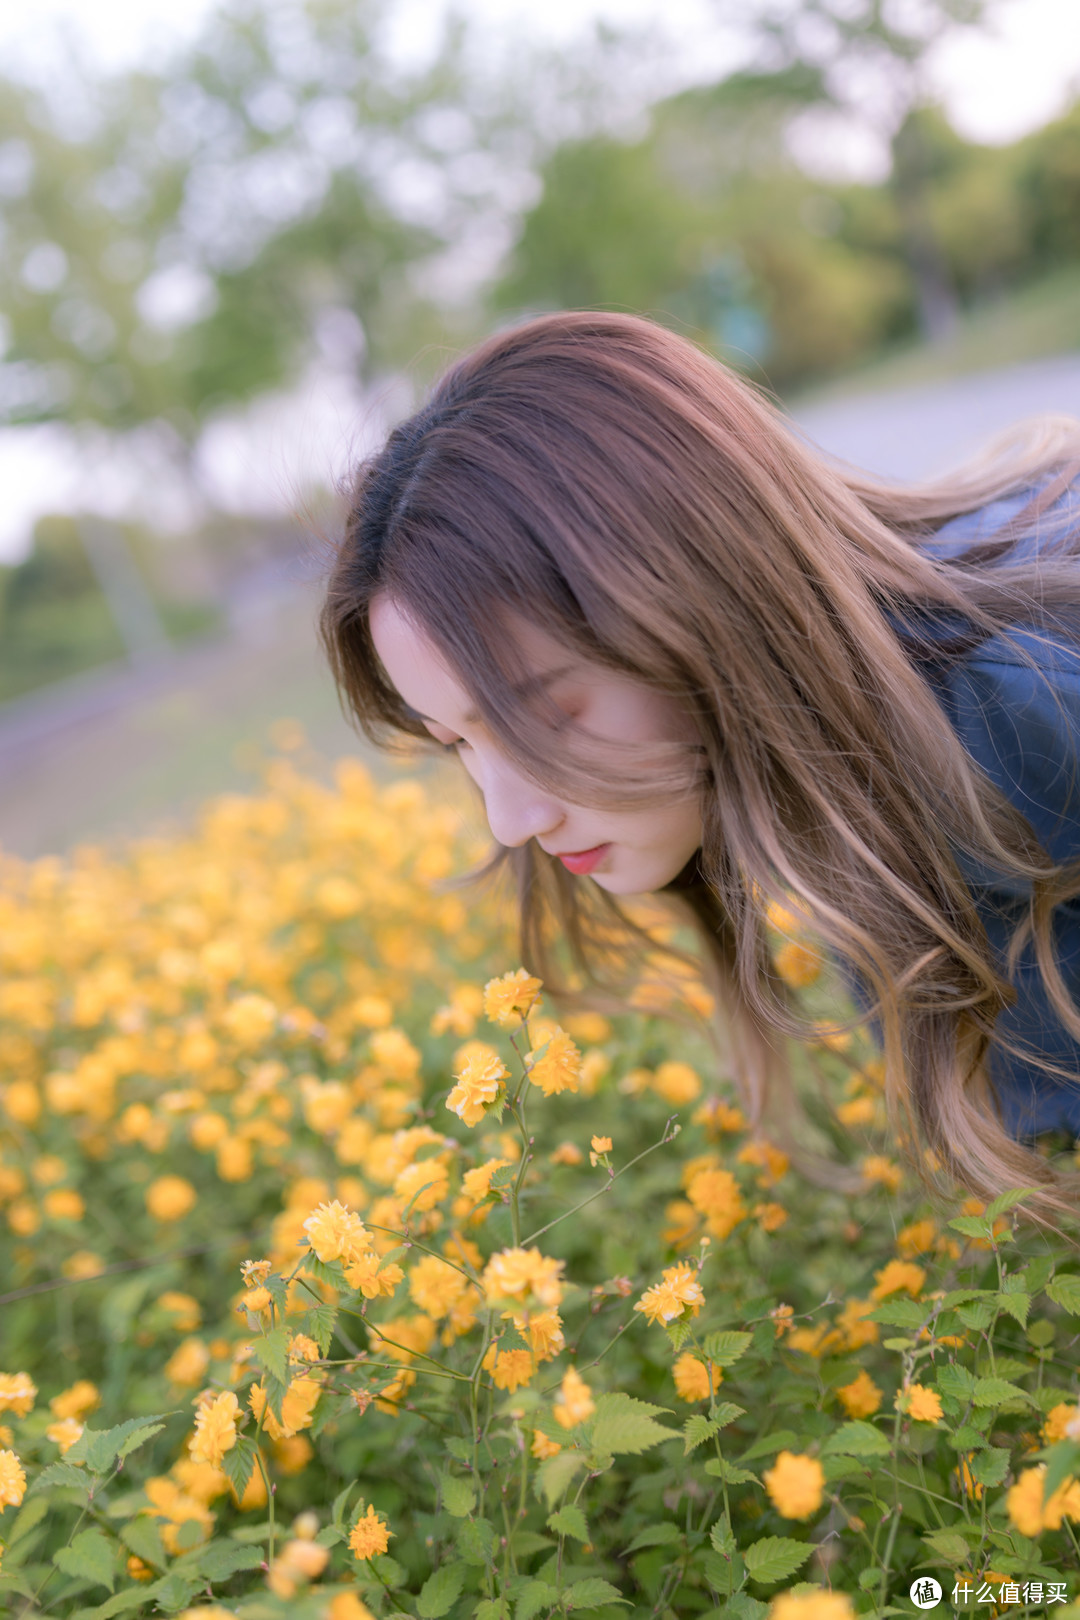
0;0;1078;562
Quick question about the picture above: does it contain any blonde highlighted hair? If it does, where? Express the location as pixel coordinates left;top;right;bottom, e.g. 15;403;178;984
322;310;1080;1221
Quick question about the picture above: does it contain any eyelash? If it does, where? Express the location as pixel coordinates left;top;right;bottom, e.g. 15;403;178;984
439;704;578;754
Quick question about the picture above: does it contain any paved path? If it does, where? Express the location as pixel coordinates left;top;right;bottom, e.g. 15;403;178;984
2;350;1079;858
788;350;1080;482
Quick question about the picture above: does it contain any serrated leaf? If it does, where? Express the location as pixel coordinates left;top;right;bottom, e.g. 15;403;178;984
705;1456;759;1485
936;1364;976;1401
587;1392;677;1457
957;1302;994;1331
1047;1276;1080;1315
922;1529;974;1563
970;1447;1011;1488
441;1472;477;1518
455;1516;496;1567
514;1579;558;1620
710;1514;736;1557
625;1523;681;1553
985;1187;1036;1220
996;1290;1031;1328
664;1319;694;1352
822;1420;891;1457
941;1289;993;1309
743;1536;813;1585
80;1585;165;1620
305;1301;338;1356
701;1330;753;1367
535;1449;586;1509
704;1548;745;1596
300;1251;348;1288
145;1571;200;1612
53;1528;116;1592
28;1460;90;1496
177;1541;264;1582
253;1325;290;1384
6;1496;49;1546
867;1298;925;1329
119;1516;166;1568
333;1480;360;1526
724;1596;768;1620
972;1376;1033;1408
417;1560;467;1618
1042;1439;1080;1502
65;1413;169;1475
548;1504;588;1541
562;1577;630;1610
490;1163;516;1189
684;1415;719;1456
445;1436;474;1464
949;1214;993;1240
222;1434;257;1501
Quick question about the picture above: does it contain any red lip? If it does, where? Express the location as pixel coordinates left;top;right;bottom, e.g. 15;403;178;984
553;843;610;876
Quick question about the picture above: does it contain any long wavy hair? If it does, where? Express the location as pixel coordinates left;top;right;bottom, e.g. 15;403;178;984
321;310;1080;1221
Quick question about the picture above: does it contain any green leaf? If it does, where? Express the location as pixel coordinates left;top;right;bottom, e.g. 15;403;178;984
705;1456;759;1485
176;1541;264;1582
1042;1439;1080;1503
80;1585;165;1620
305;1301;338;1356
996;1290;1031;1328
445;1437;473;1465
253;1325;290;1384
221;1434;257;1501
535;1449;586;1509
972;1377;1034;1409
1047;1275;1080;1315
548;1505;588;1541
28;1460;91;1496
704;1548;745;1597
743;1536;813;1585
64;1413;169;1475
723;1596;768;1620
119;1515;166;1568
562;1577;630;1610
333;1480;360;1527
739;1430;800;1462
985;1187;1036;1220
625;1524;681;1553
922;1529;974;1564
440;1472;477;1518
455;1517;496;1567
957;1302;994;1331
6;1496;49;1547
515;1579;558;1620
701;1330;753;1367
970;1448;1011;1488
822;1421;891;1457
53;1528;117;1593
867;1298;925;1329
684;1415;719;1456
587;1393;678;1457
664;1320;694;1352
474;1601;510;1620
145;1571;200;1613
941;1289;993;1309
417;1561;468;1618
490;1163;516;1188
949;1214;993;1240
710;1514;736;1557
936;1364;976;1401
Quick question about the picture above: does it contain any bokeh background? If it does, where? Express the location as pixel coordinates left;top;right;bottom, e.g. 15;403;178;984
2;0;1079;857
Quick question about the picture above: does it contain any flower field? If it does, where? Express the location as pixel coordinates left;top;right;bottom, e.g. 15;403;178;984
2;744;1080;1619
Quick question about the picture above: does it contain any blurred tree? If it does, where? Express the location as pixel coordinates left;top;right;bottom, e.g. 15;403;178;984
711;0;993;341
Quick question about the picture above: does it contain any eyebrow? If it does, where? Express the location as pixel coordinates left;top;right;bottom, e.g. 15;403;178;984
412;664;580;728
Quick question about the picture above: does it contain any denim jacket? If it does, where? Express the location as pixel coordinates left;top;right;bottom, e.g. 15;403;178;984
874;475;1080;1139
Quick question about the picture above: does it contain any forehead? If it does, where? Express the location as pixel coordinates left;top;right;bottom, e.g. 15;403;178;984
369;594;574;725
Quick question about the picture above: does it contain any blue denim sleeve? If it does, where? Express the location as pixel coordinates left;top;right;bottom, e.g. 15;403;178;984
845;483;1080;1140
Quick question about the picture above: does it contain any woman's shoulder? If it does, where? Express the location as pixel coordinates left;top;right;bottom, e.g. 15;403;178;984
921;467;1080;568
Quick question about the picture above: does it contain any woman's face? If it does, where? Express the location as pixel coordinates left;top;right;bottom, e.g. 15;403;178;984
369;594;705;896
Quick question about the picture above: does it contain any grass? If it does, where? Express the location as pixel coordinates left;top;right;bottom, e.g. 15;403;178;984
788;264;1080;407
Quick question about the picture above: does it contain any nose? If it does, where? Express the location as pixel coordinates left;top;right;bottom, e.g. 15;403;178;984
474;752;565;850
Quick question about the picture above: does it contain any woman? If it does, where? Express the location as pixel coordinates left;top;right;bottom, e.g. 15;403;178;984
321;310;1080;1218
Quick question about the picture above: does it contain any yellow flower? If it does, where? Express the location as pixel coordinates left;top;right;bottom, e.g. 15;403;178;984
408;1255;468;1318
553;1366;595;1429
446;1048;508;1127
43;1187;85;1221
634;1262;705;1326
190;1391;239;1468
755;1202;788;1232
165;1338;210;1387
836;1369;882;1419
483;968;542;1027
770;1595;855;1620
836;1096;876;1127
328;1594;377;1620
763;1451;825;1520
46;1417;84;1454
49;1380;99;1421
773;939;822;988
736;1139;789;1187
673;1353;722;1402
1043;1402;1080;1444
833;1298;879;1351
549;1141;584;1167
302;1199;370;1265
531;1429;562;1459
146;1176;197;1222
349;1502;394;1561
481;1247;565;1309
159;1293;202;1332
482;1345;535;1391
589;1134;612;1166
526;1028;583;1097
249;1377;320;1440
394;1159;449;1212
900;1384;943;1424
860;1155;903;1193
896;1218;937;1257
141;1477;214;1553
686;1167;747;1241
506;1306;564;1361
0;1449;26;1508
1007;1465;1080;1536
870;1260;925;1301
0;1374;36;1417
652;1060;702;1106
